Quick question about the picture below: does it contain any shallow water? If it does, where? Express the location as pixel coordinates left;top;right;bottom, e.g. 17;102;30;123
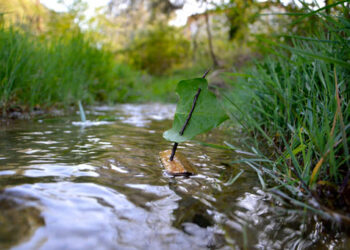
0;104;348;249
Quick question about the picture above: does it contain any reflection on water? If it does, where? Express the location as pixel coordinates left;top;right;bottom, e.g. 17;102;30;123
0;192;44;249
0;104;348;249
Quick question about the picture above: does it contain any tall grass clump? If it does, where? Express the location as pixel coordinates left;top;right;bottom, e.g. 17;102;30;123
0;25;137;115
225;4;350;219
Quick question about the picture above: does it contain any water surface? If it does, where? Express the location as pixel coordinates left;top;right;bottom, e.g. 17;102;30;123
0;104;348;249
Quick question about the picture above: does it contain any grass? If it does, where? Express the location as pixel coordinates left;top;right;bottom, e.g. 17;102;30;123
136;66;209;102
0;27;126;112
223;5;350;219
0;24;203;115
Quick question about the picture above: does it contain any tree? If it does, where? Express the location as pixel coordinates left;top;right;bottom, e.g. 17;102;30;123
108;0;185;17
204;8;218;67
126;23;190;74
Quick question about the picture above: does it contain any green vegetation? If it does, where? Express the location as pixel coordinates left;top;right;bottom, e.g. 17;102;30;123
0;27;131;112
0;0;292;113
224;6;350;217
125;23;190;75
0;0;197;115
0;0;49;29
0;26;193;114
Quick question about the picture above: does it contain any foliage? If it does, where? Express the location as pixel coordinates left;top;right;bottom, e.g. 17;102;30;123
216;0;259;41
125;23;190;75
0;0;49;31
163;78;228;143
134;66;211;102
224;5;350;213
0;24;202;113
0;27;135;113
109;0;185;16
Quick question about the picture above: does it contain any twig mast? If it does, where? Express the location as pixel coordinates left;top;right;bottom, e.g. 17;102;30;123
169;69;210;161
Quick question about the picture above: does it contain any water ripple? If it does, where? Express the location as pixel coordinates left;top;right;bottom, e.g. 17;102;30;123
0;104;347;249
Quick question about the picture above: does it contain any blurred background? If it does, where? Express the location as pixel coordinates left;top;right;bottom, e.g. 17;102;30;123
0;0;347;109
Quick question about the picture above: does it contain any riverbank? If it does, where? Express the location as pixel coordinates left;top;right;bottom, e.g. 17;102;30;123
222;9;350;222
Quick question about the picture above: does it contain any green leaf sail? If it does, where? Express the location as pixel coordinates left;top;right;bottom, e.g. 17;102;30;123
163;78;228;143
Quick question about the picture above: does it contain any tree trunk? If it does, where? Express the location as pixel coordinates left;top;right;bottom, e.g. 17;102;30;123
192;27;199;63
36;0;42;32
204;10;219;67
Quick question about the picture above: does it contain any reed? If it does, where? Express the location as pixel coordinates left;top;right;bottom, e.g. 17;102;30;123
0;26;138;114
224;5;350;217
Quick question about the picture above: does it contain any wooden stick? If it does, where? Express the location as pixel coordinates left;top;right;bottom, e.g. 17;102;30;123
169;69;210;161
169;142;178;161
179;88;201;136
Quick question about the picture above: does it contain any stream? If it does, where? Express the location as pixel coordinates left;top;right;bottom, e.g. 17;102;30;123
0;104;348;249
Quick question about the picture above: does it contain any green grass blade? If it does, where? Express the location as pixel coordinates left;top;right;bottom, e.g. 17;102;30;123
78;101;86;122
224;170;244;186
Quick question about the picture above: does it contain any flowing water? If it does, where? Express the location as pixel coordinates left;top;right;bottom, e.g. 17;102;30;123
0;104;348;249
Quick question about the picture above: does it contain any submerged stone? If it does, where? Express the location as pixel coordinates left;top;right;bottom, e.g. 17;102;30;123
159;150;197;176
